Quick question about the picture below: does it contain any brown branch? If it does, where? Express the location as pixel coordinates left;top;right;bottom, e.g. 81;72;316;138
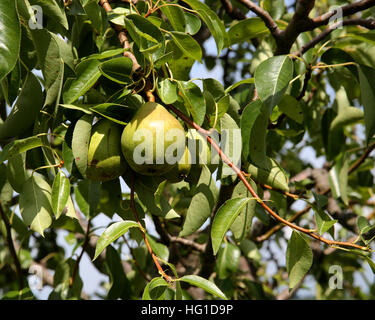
166;104;369;251
168;236;206;253
221;0;246;20
0;204;25;289
348;141;375;174
99;0;141;72
296;18;375;56
256;142;375;241
312;0;375;27
276;0;375;54
236;0;281;38
275;0;316;55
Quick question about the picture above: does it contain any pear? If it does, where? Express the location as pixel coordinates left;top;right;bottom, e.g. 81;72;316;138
162;146;191;183
121;102;186;176
86;119;127;181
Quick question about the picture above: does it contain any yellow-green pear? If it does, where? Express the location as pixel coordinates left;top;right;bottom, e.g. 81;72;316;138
163;147;191;183
86;119;127;181
121;102;186;176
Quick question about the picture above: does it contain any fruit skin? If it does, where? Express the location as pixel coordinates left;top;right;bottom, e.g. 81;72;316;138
86;119;127;181
163;147;191;183
121;102;186;176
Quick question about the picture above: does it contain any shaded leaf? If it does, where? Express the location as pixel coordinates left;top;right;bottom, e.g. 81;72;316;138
63;59;101;104
286;231;313;290
170;31;202;62
0;0;21;81
358;65;375;143
19;175;53;237
255;55;293;112
93;220;140;260
51;170;71;219
211;197;253;255
180;166;218;237
98;57;133;84
178;275;227;300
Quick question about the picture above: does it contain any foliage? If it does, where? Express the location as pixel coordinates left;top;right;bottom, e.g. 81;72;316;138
0;0;375;300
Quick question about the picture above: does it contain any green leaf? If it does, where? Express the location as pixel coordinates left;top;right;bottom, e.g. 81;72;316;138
177;80;206;126
180;166;218;237
146;234;170;262
228;18;269;46
157;78;178;105
286;231;313;290
184;11;201;35
74;179;101;218
230;178;258;242
125;14;164;53
216;243;241;279
247;158;289;192
59;104;93;114
224;78;255;94
89;103;132;125
71;114;93;178
211;197;253;255
93;220;140;260
98;57;133;84
178;275;227;300
160;3;186;32
142;277;169;300
358;64;375;143
240;239;261;262
241;100;263;161
314;209;337;236
105;245;132;299
170;31;202;62
29;0;68;30
83;48;126;61
357;216;371;234
0;72;43;139
63;59;102;104
0;136;43;164
166;40;195;81
278;95;303;124
6;153;31;193
203;78;225;100
0;0;21;81
182;0;227;54
255;55;294;112
51;170;71;219
30;29;64;107
329;153;349;205
19;175;53;237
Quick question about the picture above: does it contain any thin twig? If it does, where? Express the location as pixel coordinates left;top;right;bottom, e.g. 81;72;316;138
348;142;375;174
166;104;369;251
0;204;25;289
236;0;281;38
99;0;141;72
295;18;375;56
130;175;172;282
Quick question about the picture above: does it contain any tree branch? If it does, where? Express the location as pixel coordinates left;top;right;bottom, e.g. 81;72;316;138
296;18;375;56
166;104;369;251
99;0;141;72
236;0;281;38
0;204;25;289
312;0;375;27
